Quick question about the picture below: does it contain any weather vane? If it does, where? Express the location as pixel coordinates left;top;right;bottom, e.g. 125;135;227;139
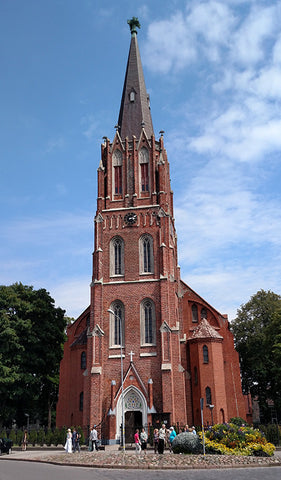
127;17;141;35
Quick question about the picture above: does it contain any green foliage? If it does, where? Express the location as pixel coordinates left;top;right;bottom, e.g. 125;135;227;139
28;429;38;446
229;417;247;426
172;432;202;454
52;427;61;446
201;423;275;456
0;283;67;427
16;429;23;446
37;428;45;446
45;429;53;446
259;424;281;446
231;290;281;421
8;429;16;445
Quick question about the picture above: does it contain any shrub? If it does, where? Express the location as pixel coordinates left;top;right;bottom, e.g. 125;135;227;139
172;432;202;454
229;417;247;426
45;429;53;446
28;430;37;446
37;428;45;446
16;429;23;446
8;429;16;445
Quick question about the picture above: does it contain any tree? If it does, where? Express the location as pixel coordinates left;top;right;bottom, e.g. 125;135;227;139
231;290;281;423
0;283;67;428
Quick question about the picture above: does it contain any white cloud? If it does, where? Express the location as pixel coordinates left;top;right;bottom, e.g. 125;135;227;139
49;278;91;318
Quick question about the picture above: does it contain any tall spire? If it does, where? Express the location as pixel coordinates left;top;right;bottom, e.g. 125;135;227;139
117;18;154;140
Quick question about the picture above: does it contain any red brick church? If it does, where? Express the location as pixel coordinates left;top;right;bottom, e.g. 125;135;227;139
56;19;248;443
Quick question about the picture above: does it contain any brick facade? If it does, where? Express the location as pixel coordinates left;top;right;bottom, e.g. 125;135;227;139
56;23;247;443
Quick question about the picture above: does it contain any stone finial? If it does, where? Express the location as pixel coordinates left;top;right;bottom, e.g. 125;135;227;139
127;17;141;35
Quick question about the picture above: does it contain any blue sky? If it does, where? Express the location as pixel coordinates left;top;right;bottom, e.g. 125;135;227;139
1;0;281;321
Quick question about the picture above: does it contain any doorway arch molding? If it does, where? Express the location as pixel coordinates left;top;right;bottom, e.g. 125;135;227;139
116;385;147;440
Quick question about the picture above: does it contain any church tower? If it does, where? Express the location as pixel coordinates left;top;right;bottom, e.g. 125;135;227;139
86;18;186;442
56;19;248;443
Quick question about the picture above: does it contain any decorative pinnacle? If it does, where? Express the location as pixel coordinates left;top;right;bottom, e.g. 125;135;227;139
127;17;141;35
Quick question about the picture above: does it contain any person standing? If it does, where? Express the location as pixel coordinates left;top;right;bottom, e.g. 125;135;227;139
90;425;99;451
134;429;141;454
72;428;81;453
158;424;166;454
153;428;159;453
168;426;176;452
64;428;72;453
21;430;28;451
140;427;148;454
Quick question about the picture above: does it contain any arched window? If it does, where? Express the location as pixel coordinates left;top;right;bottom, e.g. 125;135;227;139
192;304;198;322
109;302;125;348
110;236;124;276
79;392;84;411
206;386;212;405
194;366;198;385
140;299;156;346
112;150;122;195
139;147;149;192
81;351;86;370
201;307;207;320
203;345;209;363
139;234;154;273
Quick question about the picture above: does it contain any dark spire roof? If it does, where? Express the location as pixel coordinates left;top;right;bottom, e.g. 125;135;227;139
117;19;154;140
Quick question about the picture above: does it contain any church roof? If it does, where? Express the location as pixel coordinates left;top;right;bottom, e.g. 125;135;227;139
190;318;223;340
117;19;154;140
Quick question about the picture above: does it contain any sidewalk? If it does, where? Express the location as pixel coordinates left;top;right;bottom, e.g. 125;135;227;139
1;446;281;470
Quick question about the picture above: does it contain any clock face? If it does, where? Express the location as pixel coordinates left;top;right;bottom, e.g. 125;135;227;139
124;212;137;225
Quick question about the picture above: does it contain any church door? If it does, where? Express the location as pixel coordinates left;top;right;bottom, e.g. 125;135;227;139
125;410;142;443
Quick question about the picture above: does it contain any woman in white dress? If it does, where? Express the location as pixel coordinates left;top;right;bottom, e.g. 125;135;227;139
64;428;73;453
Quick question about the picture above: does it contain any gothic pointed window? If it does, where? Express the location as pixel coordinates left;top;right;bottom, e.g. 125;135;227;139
139;147;149;193
203;345;209;364
140;299;156;346
206;386;212;405
110;236;124;277
109;301;124;348
192;304;198;323
112;150;122;196
201;307;207;320
139;234;154;274
81;351;86;370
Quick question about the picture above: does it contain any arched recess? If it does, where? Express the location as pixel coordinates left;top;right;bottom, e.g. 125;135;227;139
115;386;147;441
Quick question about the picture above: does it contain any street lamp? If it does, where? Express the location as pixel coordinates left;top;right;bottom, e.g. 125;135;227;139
24;413;30;432
208;404;214;425
108;308;125;452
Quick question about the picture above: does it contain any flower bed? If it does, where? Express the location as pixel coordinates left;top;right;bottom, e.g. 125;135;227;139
199;423;275;456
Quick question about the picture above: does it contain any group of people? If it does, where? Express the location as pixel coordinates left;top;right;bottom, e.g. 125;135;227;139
64;428;81;453
135;424;197;455
64;425;99;454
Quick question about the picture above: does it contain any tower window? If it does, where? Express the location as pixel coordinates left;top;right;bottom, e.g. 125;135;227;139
139;235;154;274
140;299;156;346
139;147;149;193
110;236;124;277
109;302;125;347
203;345;209;364
130;91;135;102
206;386;212;405
112;150;122;196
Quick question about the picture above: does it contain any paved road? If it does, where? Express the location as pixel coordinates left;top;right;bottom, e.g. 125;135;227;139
0;460;281;480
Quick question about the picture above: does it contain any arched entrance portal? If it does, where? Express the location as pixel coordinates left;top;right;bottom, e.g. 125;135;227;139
116;386;147;443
